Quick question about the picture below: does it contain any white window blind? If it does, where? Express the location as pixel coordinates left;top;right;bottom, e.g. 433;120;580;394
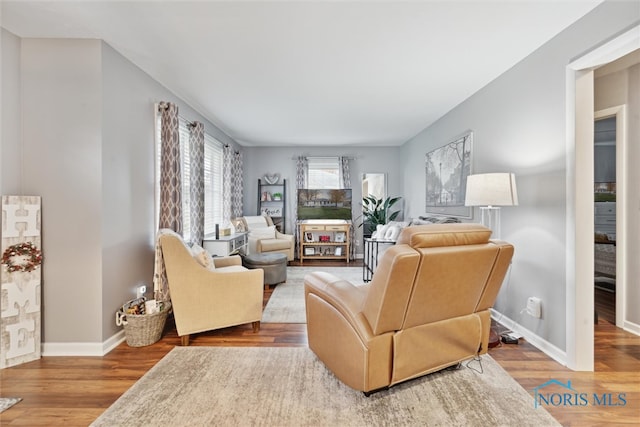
307;156;340;189
204;134;223;235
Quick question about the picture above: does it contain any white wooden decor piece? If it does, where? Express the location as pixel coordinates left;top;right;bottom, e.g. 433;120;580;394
1;195;42;369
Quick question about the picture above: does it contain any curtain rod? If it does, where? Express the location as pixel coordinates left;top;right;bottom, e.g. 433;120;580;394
290;156;357;160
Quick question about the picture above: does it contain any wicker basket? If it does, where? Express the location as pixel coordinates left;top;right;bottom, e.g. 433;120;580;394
118;302;171;347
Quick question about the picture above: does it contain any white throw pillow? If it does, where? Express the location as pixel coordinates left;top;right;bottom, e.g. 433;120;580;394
190;244;215;270
373;223;390;240
384;225;401;241
250;225;276;240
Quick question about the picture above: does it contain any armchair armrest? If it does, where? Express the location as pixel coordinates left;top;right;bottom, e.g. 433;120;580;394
275;230;295;242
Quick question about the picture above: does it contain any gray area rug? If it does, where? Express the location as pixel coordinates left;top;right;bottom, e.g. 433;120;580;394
92;347;560;427
0;397;22;413
262;266;364;323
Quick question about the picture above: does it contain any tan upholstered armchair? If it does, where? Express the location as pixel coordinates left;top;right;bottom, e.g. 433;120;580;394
304;223;514;394
240;215;295;261
159;233;263;346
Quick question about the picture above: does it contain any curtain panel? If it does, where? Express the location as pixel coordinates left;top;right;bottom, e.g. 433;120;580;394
158;102;182;234
294;156;309;258
189;121;205;245
155;101;181;301
231;151;244;219
340;156;351;189
340;156;354;260
223;145;244;223
222;145;233;223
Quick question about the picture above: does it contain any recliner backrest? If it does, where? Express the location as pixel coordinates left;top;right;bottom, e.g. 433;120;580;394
398;224;513;329
362;223;514;335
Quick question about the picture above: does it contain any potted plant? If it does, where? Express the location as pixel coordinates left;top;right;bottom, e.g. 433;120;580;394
272;192;282;201
360;195;402;236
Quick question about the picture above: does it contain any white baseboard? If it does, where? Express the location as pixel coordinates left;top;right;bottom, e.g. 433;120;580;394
490;309;567;367
623;320;640;336
42;330;125;357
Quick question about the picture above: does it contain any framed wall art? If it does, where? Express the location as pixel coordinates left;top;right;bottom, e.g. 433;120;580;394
425;131;473;218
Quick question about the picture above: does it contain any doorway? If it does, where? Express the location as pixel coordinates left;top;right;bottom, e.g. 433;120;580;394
593;115;617;325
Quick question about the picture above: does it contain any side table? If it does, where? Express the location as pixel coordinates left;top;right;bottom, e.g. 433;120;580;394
363;237;395;282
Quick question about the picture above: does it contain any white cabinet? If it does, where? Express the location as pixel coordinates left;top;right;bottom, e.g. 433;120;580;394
203;232;248;257
594;202;616;239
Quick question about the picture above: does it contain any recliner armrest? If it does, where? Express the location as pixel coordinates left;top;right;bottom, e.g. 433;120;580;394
304;272;370;331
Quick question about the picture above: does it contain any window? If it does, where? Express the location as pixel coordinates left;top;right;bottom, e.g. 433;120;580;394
307;157;340;189
155;114;224;243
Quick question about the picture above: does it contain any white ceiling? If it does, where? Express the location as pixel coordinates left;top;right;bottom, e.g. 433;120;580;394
2;0;603;147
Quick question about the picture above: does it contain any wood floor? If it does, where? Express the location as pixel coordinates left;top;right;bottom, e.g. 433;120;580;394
1;263;638;426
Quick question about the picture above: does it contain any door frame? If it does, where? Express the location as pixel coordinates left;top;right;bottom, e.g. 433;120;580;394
565;24;638;371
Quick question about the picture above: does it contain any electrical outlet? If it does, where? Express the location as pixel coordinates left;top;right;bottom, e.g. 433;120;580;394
526;297;541;318
137;285;147;299
355;239;361;247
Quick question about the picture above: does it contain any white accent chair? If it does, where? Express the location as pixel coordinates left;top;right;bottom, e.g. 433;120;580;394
240;215;295;261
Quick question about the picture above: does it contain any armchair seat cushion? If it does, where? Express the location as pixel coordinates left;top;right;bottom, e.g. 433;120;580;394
215;265;249;273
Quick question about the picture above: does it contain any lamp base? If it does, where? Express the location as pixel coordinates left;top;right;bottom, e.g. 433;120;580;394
479;206;501;239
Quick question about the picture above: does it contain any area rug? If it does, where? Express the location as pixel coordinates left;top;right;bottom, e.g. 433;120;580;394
91;347;559;427
262;266;364;323
0;397;22;413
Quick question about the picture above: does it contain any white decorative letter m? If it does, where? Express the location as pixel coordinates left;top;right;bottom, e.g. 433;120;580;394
1;281;41;318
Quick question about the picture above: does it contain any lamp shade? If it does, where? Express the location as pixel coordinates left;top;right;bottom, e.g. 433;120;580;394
465;173;518;207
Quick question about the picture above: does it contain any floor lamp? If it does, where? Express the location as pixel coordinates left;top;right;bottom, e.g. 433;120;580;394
464;173;518;239
465;173;518;346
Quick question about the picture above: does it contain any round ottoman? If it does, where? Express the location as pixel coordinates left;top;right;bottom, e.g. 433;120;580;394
242;253;288;289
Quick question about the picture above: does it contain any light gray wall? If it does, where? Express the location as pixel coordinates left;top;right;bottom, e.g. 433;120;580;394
1;29;23;196
399;1;639;351
21;38;104;343
2;33;242;347
595;61;640;326
243;146;402;253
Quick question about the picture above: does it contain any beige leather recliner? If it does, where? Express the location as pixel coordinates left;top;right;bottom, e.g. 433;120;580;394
159;233;264;346
240;215;295;261
304;223;514;394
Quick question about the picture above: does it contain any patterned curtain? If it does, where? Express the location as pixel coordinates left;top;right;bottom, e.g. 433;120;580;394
189;121;205;245
222;145;233;223
155;102;181;302
231;151;244;219
340;156;354;260
340;156;351;189
158;102;182;234
294;156;308;258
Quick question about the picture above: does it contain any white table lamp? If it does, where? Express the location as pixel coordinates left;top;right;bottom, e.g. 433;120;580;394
465;173;518;239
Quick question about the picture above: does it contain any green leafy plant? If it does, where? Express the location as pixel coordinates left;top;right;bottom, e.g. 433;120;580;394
272;192;282;200
360;196;402;229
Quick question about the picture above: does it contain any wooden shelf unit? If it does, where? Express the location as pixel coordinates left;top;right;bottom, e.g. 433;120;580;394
298;220;350;263
258;179;286;233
